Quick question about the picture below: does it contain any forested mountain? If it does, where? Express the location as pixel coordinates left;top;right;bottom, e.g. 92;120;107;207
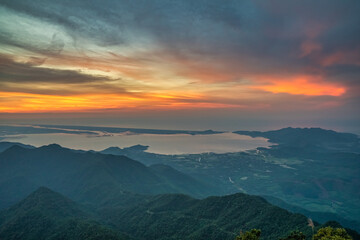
98;128;360;230
101;192;313;240
234;127;360;152
0;144;216;209
0;142;34;152
263;195;360;234
0;127;359;239
0;187;131;240
1;187;359;240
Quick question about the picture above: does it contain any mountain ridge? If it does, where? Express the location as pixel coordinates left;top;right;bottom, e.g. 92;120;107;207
0;187;131;240
0;144;217;210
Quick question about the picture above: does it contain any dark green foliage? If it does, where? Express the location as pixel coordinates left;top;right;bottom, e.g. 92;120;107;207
101;193;313;240
313;226;352;240
1;187;359;240
236;229;261;240
263;196;360;234
323;222;360;240
47;220;128;240
0;187;129;240
279;230;306;240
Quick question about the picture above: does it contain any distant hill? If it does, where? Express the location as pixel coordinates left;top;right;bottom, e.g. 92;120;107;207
0;144;216;209
101;145;150;155
149;164;213;196
0;141;34;152
0;187;130;240
234;127;360;151
263;195;360;234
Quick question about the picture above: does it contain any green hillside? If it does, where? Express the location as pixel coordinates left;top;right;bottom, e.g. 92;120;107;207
101;193;314;240
0;144;216;209
0;187;130;240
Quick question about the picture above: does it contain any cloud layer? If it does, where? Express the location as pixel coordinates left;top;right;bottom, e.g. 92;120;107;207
0;0;359;127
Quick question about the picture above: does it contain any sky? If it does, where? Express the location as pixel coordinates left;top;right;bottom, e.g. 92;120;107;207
0;0;359;132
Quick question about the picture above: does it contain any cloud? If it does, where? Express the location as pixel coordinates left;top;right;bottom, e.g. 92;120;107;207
0;0;359;123
0;54;132;97
0;54;108;84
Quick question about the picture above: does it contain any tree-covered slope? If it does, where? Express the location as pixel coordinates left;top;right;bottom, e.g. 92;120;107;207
0;144;215;209
2;187;359;240
100;193;314;240
0;187;130;240
263;195;360;234
234;127;360;151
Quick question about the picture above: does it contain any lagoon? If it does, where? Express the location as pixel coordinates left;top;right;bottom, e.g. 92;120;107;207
3;132;270;154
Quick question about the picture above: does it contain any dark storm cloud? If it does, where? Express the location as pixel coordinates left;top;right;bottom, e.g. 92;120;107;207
1;0;359;63
0;55;107;84
325;65;360;81
317;8;360;54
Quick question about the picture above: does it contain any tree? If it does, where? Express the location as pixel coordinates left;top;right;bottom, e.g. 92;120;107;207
279;230;306;240
313;226;352;240
236;229;261;240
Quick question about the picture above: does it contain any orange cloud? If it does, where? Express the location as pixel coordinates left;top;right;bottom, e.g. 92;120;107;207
0;49;349;114
0;91;243;113
255;76;345;96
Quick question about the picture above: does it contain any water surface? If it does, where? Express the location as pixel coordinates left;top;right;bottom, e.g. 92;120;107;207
3;132;270;154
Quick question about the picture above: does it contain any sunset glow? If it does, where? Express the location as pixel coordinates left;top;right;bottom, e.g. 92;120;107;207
257;77;346;96
0;0;359;129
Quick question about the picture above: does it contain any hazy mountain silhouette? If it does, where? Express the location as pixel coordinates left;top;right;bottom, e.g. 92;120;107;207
0;141;34;152
0;144;216;209
234;127;360;151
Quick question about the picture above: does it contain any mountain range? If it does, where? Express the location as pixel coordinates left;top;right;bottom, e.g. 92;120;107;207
0;127;359;239
0;143;215;209
98;127;360;231
1;186;359;240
